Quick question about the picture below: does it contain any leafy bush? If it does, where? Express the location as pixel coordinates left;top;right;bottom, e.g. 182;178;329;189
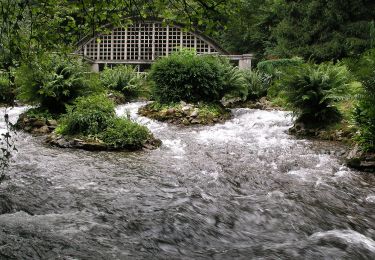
150;49;246;103
352;49;375;151
0;73;15;104
220;65;248;101
279;62;350;127
57;94;115;136
16;53;100;113
24;107;57;120
100;65;150;100
100;117;150;150
242;69;271;100
257;57;304;78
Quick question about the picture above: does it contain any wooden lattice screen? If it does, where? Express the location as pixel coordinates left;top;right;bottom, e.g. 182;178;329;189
76;21;221;63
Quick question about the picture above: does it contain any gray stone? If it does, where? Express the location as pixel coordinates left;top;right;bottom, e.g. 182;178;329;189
190;119;201;124
190;109;199;117
32;125;50;134
346;144;375;172
346;144;363;160
47;119;58;126
166;108;175;115
181;105;192;112
33;119;46;127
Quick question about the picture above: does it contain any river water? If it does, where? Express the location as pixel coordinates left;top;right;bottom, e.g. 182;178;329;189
0;103;374;259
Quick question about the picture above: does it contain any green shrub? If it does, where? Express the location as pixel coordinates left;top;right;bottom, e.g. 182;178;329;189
57;94;115;136
344;49;375;82
24;107;57;120
149;49;246;103
16;53;100;113
0;73;15;104
220;65;248;101
354;96;375;152
255;58;303;105
257;57;304;78
242;69;271;100
100;65;150;100
352;49;375;151
100;117;150;150
279;62;350;127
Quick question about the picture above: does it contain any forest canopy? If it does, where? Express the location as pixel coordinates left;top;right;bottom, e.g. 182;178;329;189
219;0;375;62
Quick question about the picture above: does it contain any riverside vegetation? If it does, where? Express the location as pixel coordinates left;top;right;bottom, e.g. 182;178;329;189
13;53;160;151
243;56;375;172
5;49;375;171
1;0;375;169
139;49;272;126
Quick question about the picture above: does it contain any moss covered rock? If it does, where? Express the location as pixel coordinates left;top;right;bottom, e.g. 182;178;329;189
46;133;161;152
15;110;58;135
139;101;231;126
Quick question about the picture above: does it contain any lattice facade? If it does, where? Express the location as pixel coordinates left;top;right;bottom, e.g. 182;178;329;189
76;21;223;64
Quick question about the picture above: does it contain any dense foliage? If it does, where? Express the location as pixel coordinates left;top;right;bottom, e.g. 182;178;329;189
352;50;375;151
57;94;151;149
220;0;375;62
0;0;236;71
57;94;115;136
218;0;281;60
269;0;375;62
242;70;270;101
150;50;246;103
100;65;150;100
0;73;15;105
257;58;304;78
279;62;350;127
16;54;100;113
100;118;150;150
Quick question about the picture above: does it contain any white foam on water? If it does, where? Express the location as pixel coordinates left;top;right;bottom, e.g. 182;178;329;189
365;195;375;203
0;106;29;134
201;170;219;179
196;109;293;145
163;139;186;155
310;229;375;252
116;102;167;133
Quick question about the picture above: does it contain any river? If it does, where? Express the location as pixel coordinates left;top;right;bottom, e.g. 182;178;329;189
0;102;374;259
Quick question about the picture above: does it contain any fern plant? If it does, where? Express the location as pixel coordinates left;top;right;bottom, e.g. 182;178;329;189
242;69;271;100
221;66;248;101
16;53;99;113
100;65;148;100
352;49;375;151
279;62;350;128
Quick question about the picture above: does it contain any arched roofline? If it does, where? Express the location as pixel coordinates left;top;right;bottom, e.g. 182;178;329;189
76;18;229;55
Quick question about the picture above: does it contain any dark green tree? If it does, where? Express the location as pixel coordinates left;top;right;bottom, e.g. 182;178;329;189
268;0;375;62
218;0;282;60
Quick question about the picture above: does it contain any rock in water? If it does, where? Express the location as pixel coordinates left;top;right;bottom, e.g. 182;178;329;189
346;144;375;172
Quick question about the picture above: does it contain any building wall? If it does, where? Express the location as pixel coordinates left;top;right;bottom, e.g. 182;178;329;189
77;21;222;64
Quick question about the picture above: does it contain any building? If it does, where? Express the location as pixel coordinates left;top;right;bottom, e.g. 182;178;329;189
75;20;253;72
